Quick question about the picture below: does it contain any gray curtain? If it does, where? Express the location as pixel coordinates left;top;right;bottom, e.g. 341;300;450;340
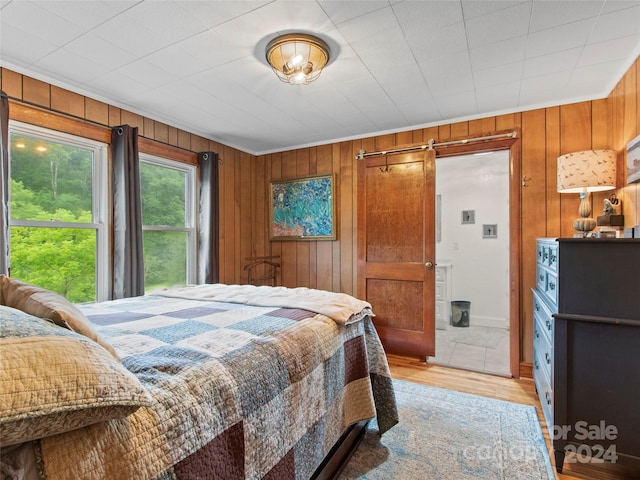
0;92;9;276
111;125;144;298
198;151;219;284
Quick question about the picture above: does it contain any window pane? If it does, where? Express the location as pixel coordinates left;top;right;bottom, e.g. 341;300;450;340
143;231;187;291
9;227;96;303
10;133;93;222
140;162;186;227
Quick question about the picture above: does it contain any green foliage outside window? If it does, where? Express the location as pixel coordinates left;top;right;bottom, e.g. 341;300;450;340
9;134;97;302
9;133;194;302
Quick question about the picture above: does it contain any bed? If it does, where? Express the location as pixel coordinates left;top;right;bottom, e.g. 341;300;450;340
0;277;398;480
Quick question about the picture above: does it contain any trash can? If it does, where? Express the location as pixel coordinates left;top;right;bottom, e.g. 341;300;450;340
450;301;470;327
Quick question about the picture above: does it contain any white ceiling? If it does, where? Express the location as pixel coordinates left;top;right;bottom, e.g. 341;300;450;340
1;1;639;155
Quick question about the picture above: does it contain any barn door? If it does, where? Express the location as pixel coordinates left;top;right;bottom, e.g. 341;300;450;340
357;149;436;357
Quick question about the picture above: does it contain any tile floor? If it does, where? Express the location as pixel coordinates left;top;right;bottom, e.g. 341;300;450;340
428;325;510;376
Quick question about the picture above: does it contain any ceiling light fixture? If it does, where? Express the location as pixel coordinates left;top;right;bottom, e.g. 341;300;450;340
265;33;330;85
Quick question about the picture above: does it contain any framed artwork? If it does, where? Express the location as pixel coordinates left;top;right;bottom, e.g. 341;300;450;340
269;173;336;241
461;210;475;224
483;224;498;239
626;134;640;184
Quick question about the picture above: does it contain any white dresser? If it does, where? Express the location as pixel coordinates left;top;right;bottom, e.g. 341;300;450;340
435;263;452;330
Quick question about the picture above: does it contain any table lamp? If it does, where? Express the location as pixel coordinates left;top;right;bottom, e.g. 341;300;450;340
557;149;616;236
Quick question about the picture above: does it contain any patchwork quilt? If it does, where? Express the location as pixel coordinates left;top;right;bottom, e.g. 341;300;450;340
35;284;398;480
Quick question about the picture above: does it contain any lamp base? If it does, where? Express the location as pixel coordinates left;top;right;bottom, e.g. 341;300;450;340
573;217;596;236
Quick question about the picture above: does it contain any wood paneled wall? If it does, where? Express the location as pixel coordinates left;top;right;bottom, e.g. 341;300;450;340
250;56;640;367
2;56;638;369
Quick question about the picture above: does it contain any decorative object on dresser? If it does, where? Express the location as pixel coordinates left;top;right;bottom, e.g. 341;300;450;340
556;150;617;236
533;238;640;475
596;193;624;238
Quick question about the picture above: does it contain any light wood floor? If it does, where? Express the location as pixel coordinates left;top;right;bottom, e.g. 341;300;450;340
387;354;638;480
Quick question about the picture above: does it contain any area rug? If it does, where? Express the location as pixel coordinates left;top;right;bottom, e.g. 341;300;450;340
453;326;507;349
339;379;554;480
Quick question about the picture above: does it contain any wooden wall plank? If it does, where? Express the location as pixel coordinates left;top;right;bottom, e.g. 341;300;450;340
108;106;121;126
375;133;395;151
296;148;310;288
331;142;342;292
469;117;496;135
592;98;612;214
559;103;592;237
239;151;252;283
270;152;283;285
308;147;318;289
520;109;546;364
396;130;413;146
422;127;439;143
22;76;50;108
177;130;191;150
280;150;298;287
450;122;468;138
438;124;451;139
316;144;334;292
50;86;84;118
545;107;561;237
85;98;109;125
0;68;23;98
339;141;354;295
121;110;144;130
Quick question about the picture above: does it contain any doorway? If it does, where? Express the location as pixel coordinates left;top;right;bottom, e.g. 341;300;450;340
429;151;511;375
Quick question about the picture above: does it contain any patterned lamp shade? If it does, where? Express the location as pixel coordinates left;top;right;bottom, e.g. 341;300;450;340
557;150;617;193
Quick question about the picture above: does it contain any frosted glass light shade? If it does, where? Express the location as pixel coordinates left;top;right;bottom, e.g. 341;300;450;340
266;33;330;85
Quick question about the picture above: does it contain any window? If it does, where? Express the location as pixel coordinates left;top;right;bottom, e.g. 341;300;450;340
139;155;196;291
8;122;108;302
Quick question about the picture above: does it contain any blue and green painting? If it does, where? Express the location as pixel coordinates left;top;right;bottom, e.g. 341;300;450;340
271;176;334;238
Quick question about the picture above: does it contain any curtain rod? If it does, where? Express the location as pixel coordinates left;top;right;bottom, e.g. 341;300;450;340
355;131;518;160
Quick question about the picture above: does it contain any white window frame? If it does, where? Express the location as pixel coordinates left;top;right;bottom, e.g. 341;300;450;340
139;153;197;285
8;121;109;301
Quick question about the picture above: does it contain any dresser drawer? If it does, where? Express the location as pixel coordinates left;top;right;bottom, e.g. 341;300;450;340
537;264;558;308
547;243;558;272
537;239;559;273
533;290;555;332
534;325;553;382
544;270;558;306
534;351;554;429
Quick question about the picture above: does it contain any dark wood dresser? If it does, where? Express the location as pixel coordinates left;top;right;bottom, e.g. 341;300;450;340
546;238;640;473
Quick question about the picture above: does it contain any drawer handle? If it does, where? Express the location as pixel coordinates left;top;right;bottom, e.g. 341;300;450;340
546;319;552;331
545;352;551;364
535;328;539;338
535;360;539;370
539;274;544;282
550;254;556;263
535;303;540;312
548;281;555;290
545;392;551;405
543;252;548;260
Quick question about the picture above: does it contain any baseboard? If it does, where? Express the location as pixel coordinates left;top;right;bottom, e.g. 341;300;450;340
519;362;533;379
